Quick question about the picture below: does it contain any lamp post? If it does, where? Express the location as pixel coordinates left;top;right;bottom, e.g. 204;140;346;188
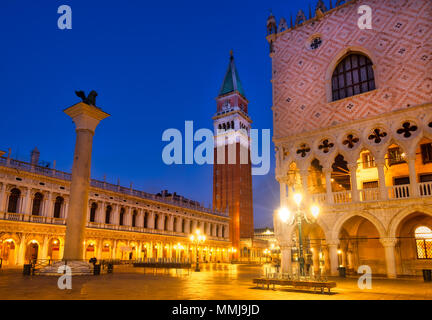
189;229;206;272
278;193;320;278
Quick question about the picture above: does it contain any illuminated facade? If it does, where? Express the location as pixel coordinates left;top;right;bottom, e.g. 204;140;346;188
268;0;432;278
0;150;231;266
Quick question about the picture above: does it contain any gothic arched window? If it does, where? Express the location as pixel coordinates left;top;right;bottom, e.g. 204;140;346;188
53;196;64;218
332;53;375;101
90;202;97;222
105;205;112;224
32;192;43;216
8;188;21;213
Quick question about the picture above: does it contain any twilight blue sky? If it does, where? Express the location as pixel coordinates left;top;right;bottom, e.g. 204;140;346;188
0;0;319;228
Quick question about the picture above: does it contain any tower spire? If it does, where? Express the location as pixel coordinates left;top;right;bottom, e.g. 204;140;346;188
218;51;245;98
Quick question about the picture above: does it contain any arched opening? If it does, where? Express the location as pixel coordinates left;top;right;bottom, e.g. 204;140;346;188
357;149;380;201
385;143;410;199
25;240;39;263
119;208;125;226
417;137;432;196
173;217;178;232
182;219;185;233
0;239;16;266
291;222;327;277
85;242;96;260
90;202;98;222
105;205;112;224
53;196;64;218
32;192;43;216
308;158;326;201
338;215;386;276
164;215;168;231
331;154;351;203
101;242;111;260
143;212;148;228
7;188;21;213
395;212;432;276
331;53;375;101
154;214;159;229
132;210;137;227
189;220;193;233
48;238;61;260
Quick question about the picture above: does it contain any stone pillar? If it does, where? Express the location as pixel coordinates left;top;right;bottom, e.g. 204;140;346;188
376;159;388;200
279;181;286;206
96;239;102;260
40;236;49;260
62;102;110;261
17;235;27;265
300;169;309;196
323;168;334;204
348;163;360;202
23;188;32;214
407;156;419;197
0;183;7;212
112;240;117;260
381;238;398;279
327;240;340;276
148;212;155;229
311;247;320;275
280;243;293;275
45;193;53;217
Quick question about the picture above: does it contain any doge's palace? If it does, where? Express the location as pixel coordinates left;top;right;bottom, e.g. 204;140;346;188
267;0;432;278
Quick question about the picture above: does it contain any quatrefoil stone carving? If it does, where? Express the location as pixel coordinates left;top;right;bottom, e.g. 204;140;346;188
318;139;334;153
296;144;311;158
396;121;418;138
368;128;387;144
342;134;359;149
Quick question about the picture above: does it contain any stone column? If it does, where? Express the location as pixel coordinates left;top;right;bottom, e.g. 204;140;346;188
279;181;286;207
300;169;309;196
96;239;102;260
323;168;334;204
45;193;53;217
407;156;419;197
17;234;27;265
148;212;155;229
62;102;110;261
40;236;49;260
348;163;360;202
23;188;32;214
376;159;388;200
0;183;7;212
381;238;398;279
327;240;340;276
280;242;293;275
311;247;320;275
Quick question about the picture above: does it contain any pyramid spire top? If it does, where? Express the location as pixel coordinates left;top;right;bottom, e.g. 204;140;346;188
218;51;245;98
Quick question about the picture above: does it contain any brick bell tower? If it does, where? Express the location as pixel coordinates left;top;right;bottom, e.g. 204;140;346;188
212;51;254;253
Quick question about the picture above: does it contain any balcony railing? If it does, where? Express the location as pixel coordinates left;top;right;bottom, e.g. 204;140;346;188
0;156;228;218
0;212;229;241
310;182;432;206
0;212;67;225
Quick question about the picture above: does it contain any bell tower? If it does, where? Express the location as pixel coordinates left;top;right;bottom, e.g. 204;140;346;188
212;51;254;252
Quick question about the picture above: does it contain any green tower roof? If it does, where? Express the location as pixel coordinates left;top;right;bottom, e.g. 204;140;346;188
218;51;246;98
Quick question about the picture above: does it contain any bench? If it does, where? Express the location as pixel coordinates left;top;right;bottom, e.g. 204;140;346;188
253;278;336;294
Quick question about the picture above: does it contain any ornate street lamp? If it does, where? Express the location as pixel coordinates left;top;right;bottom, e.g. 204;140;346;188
278;193;320;277
189;229;206;272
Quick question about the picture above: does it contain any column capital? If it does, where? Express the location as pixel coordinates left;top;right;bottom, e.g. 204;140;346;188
347;162;358;171
380;237;398;247
327;239;340;247
64;102;110;133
